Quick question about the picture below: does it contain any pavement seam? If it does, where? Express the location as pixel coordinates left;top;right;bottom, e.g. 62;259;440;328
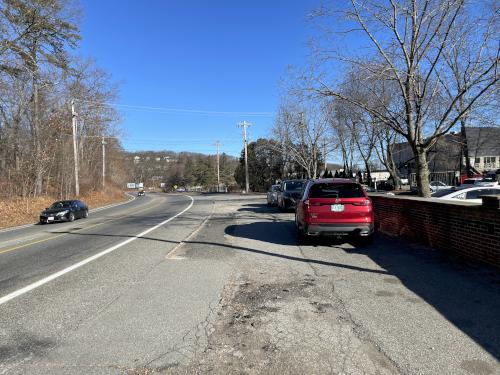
165;200;216;260
295;238;407;375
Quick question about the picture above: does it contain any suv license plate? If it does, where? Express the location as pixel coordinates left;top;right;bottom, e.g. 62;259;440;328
331;204;344;212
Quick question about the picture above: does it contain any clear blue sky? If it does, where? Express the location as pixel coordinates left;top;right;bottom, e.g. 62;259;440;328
78;0;321;156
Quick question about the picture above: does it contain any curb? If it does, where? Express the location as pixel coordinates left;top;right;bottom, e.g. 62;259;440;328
0;193;136;234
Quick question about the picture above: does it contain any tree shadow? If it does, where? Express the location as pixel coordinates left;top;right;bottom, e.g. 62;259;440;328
345;236;500;360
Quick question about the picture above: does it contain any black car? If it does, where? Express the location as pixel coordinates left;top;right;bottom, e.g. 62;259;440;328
40;200;89;224
138;190;145;196
277;179;305;211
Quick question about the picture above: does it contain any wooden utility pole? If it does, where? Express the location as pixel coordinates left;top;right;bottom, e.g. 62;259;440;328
71;99;80;196
102;136;107;189
238;121;251;193
214;140;221;192
323;139;327;171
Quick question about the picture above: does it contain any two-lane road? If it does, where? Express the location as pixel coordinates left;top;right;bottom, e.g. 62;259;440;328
0;193;231;374
0;193;191;300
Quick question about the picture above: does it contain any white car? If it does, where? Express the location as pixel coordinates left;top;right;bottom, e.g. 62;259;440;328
429;181;453;192
433;186;500;203
458;178;498;189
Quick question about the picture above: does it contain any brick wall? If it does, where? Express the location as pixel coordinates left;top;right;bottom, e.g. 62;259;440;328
370;195;500;269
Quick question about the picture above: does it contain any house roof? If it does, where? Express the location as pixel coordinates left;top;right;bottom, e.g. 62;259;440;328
466;127;500;156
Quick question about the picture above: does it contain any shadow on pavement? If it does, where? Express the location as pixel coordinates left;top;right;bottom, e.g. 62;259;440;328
49;228;390;276
237;203;281;214
346;236;500;361
227;201;500;360
52;201;500;360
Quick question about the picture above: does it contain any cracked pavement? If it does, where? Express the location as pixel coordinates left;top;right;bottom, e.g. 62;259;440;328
0;194;499;374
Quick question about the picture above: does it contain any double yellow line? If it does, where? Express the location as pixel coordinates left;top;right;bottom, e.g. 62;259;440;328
0;196;163;256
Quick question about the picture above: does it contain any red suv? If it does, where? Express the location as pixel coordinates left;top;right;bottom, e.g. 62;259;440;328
295;179;374;244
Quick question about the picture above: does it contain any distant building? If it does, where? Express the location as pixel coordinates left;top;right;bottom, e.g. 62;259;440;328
465;127;500;171
393;127;500;177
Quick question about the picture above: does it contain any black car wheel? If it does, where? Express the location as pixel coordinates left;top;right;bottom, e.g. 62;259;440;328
83;209;89;218
68;212;75;222
295;215;309;244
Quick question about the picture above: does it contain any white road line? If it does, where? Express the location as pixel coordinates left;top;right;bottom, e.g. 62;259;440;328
0;195;194;306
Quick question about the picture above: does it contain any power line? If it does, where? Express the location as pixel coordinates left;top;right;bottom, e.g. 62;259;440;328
74;98;274;117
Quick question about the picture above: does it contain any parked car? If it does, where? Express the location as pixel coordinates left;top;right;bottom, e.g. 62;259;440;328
429;180;453;192
475;177;499;187
361;184;376;193
433;186;500;203
295;179;374;244
459;178;483;187
40;200;89;224
375;180;394;191
277;179;305;210
138;190;145;196
456;177;497;189
266;184;280;206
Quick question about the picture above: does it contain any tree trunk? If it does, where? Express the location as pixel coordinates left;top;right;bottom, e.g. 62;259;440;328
32;78;43;197
363;159;372;186
460;119;472;177
415;147;431;197
386;144;401;190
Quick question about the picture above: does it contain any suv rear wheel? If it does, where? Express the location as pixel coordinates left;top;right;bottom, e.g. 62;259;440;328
353;234;374;247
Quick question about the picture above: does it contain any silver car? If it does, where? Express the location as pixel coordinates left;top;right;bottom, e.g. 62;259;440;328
429;180;453;192
266;184;280;206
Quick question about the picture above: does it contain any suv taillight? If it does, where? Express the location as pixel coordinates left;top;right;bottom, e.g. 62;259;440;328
352;199;371;206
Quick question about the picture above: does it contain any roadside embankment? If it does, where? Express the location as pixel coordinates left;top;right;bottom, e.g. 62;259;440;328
0;188;129;229
370;194;500;269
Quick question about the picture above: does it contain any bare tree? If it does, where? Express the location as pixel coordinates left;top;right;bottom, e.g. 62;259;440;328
0;1;127;199
312;0;499;196
1;0;80;196
374;123;404;189
273;100;331;179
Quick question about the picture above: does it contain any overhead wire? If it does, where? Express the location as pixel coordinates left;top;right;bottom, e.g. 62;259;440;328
74;98;274;117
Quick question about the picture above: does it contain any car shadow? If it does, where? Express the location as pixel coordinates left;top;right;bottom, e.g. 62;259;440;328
345;237;500;361
237;203;282;214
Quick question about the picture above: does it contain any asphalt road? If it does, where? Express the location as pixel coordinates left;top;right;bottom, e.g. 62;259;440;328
0;193;499;375
0;192;227;374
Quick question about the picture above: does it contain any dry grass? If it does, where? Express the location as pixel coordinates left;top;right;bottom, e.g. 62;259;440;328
0;188;129;230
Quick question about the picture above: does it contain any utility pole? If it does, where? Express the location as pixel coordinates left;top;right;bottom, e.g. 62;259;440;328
323;139;327;171
102;136;107;189
238;121;251;193
214;140;221;192
71;99;80;196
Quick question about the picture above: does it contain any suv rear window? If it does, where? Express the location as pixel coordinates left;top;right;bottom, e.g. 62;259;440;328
283;181;303;191
308;183;365;198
